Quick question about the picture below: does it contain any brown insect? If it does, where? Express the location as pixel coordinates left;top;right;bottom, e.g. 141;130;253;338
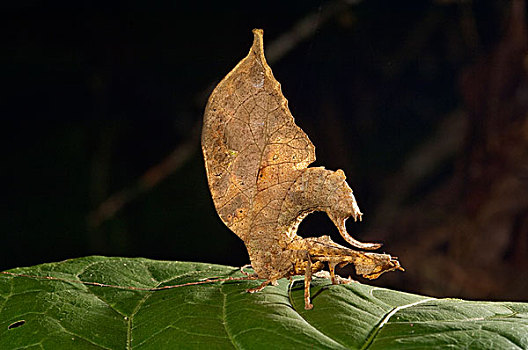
202;29;403;309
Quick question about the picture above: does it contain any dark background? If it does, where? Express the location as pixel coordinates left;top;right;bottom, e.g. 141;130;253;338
3;0;528;301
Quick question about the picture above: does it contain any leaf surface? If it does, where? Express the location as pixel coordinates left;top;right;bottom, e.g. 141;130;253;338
1;256;527;349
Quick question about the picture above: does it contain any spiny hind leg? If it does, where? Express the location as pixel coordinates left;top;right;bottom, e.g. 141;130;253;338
246;279;272;293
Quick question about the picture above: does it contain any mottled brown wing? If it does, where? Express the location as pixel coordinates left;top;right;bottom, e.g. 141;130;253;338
201;29;315;241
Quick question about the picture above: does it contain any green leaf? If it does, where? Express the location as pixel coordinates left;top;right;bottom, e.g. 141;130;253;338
1;256;527;349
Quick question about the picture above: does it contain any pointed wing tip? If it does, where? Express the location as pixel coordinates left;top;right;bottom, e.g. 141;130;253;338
251;29;265;57
252;28;264;40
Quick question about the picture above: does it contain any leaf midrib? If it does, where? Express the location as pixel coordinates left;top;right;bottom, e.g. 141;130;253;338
220;284;239;350
360;297;435;350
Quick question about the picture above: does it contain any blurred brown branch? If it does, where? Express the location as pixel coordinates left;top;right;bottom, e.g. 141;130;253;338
88;123;201;228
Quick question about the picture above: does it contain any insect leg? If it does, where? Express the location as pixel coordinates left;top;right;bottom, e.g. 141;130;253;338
240;264;257;277
328;261;338;285
304;254;314;310
246;280;272;293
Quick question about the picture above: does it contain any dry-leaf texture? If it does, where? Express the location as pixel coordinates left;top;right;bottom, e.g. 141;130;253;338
202;29;402;308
